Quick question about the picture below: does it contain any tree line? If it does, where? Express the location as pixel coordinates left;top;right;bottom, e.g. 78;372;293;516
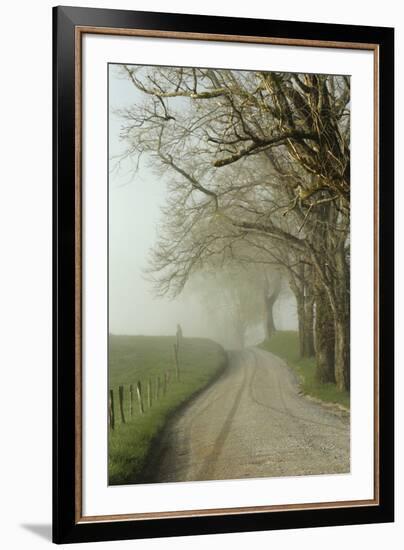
115;65;350;392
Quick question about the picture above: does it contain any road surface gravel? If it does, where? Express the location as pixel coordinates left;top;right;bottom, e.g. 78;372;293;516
147;348;350;483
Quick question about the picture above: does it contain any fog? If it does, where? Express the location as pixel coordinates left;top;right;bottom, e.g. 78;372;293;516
109;66;298;348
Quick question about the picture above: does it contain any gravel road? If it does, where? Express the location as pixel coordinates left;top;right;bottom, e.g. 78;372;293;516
147;348;350;482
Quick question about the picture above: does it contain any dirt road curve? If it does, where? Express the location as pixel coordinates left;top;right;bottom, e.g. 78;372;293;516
148;348;350;482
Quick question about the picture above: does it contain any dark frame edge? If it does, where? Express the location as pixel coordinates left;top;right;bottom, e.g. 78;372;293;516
53;5;78;544
377;24;395;525
52;5;395;544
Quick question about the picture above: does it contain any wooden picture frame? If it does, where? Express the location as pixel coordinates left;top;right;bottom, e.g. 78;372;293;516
53;5;394;544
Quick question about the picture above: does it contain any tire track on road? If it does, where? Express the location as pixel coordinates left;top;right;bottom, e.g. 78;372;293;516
196;355;248;480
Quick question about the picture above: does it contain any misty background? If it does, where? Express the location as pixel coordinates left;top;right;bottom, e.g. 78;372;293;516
108;65;298;348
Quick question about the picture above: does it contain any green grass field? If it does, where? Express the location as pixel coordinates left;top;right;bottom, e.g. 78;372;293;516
108;335;227;485
259;331;350;409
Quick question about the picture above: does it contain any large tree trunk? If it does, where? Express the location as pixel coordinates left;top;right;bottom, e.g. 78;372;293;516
303;292;315;357
296;293;306;358
297;292;315;358
333;245;350;391
264;275;281;340
334;316;350;391
309;204;350;392
314;289;335;383
313;271;350;392
290;265;315;359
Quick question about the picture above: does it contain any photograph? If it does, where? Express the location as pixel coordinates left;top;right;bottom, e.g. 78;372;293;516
108;63;351;486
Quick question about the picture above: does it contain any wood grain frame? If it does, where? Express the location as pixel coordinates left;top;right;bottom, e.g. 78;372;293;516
53;5;394;544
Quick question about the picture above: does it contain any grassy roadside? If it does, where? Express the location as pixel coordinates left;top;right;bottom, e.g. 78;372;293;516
109;335;227;485
259;331;350;409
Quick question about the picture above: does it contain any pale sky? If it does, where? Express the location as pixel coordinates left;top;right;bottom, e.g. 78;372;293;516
108;64;297;345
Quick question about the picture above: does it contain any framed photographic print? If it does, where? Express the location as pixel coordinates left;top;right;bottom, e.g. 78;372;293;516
53;5;394;544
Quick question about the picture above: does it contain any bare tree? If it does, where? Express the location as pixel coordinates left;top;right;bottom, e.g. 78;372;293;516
116;64;350;391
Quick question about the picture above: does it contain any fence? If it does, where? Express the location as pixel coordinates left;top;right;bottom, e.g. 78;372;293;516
109;326;183;430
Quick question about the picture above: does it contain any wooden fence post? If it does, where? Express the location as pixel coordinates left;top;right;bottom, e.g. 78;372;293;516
129;384;134;417
163;371;167;395
118;385;126;424
109;389;115;430
148;378;152;409
173;343;180;380
136;381;144;415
